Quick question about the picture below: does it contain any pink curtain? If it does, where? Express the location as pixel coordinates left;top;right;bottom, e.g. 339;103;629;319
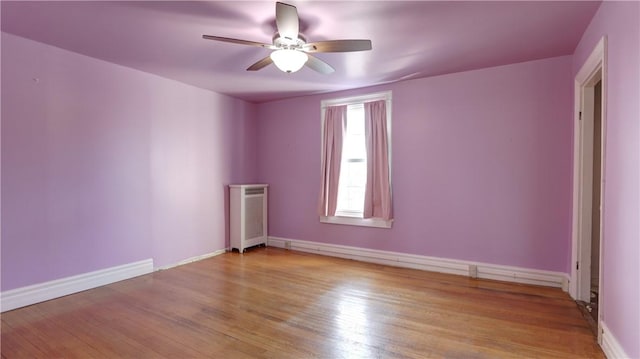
317;105;347;217
363;100;392;220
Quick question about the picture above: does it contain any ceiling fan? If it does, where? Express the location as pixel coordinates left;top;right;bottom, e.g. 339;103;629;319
202;2;372;74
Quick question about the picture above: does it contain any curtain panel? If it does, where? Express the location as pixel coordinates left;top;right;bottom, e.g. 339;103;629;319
317;105;347;217
363;100;393;220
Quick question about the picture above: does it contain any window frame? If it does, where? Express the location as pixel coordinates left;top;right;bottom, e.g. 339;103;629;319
319;91;393;229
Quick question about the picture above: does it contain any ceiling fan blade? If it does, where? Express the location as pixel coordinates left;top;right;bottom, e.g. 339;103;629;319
276;2;299;41
246;56;273;71
305;54;334;74
304;40;372;53
202;35;273;48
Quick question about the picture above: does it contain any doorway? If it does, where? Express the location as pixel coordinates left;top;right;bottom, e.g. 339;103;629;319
588;79;602;325
570;37;606;343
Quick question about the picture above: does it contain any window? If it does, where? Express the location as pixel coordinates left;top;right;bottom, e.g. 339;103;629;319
317;91;392;228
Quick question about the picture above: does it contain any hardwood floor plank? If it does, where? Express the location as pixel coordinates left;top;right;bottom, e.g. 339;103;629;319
1;248;604;358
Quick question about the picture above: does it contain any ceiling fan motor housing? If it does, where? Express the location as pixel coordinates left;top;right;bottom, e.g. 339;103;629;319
273;34;307;50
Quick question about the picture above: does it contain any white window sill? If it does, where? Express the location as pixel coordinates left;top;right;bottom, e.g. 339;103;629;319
320;216;393;229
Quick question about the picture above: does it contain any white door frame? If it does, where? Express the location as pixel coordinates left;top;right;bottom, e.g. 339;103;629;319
569;36;607;343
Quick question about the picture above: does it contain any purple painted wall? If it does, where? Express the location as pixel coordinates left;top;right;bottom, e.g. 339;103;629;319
1;33;257;291
573;2;640;357
257;56;573;272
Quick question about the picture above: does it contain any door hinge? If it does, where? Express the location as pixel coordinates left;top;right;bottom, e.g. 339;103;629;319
576;261;580;270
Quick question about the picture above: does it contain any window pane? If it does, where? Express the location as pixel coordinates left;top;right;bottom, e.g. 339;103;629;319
342;105;366;160
348;162;366;186
336;105;367;216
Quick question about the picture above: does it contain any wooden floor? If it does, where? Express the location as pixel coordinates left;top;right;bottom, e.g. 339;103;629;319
1;248;604;358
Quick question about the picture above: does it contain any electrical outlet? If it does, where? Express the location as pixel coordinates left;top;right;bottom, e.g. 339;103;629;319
285;241;292;249
469;264;478;278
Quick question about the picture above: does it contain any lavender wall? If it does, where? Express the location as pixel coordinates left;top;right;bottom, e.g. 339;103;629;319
573;2;640;357
1;33;257;291
149;76;257;267
257;56;573;272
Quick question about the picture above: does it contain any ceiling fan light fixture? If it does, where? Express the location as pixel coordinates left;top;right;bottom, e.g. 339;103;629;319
270;49;308;73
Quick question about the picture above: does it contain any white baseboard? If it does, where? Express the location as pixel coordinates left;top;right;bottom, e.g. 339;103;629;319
601;322;630;359
156;249;227;270
268;236;566;288
1;259;153;312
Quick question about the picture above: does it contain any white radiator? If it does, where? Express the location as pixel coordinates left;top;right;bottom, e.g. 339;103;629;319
229;184;268;253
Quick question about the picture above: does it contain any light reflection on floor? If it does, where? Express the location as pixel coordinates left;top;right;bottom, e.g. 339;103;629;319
334;288;372;358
